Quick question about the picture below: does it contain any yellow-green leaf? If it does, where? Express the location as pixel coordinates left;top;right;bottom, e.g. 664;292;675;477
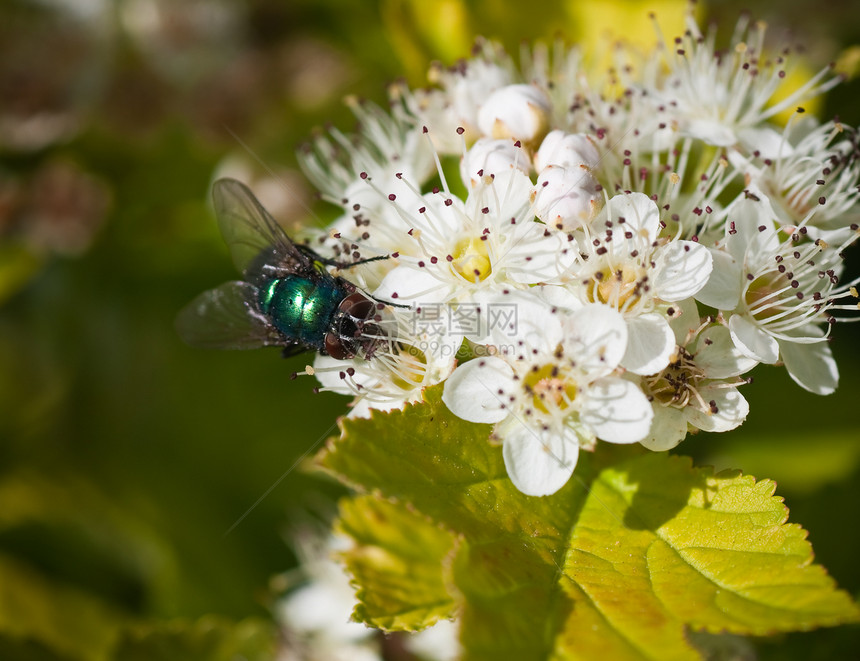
337;495;457;631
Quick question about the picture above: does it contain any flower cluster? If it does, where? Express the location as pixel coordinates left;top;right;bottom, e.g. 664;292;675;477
295;14;859;496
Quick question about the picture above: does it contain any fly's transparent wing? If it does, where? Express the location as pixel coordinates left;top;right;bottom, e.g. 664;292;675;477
176;281;290;350
212;178;313;282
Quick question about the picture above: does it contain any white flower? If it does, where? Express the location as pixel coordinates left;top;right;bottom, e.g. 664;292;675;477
562;192;713;375
731;119;860;237
696;196;860;394
277;532;381;661
442;295;652;496
654;15;839;157
640;299;757;451
299;96;434;206
373;169;567;336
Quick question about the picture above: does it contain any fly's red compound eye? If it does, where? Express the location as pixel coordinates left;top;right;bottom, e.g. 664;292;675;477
338;292;375;320
324;332;354;359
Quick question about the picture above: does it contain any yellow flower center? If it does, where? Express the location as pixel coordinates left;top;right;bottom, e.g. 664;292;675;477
390;344;427;390
452;237;492;283
523;363;577;414
590;266;641;308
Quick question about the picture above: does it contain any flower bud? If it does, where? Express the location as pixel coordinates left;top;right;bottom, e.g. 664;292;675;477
477;84;551;147
534;130;601;173
460;138;530;189
531;165;603;230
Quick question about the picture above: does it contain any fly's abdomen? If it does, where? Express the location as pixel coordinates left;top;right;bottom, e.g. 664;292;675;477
258;277;342;348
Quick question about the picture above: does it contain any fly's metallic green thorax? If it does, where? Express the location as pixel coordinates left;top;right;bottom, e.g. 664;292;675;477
258;276;343;350
175;178;392;360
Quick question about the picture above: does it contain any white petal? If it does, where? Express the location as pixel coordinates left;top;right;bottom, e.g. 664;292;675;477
442;357;514;424
621;314;675;376
728;314;779;364
738;127;794;160
500;222;568;284
501;423;577;496
476;169;535;223
640;405;689;451
487;292;564;354
450;289;495;344
684;118;736;146
686;385;749;433
313;355;367;394
581;377;653;444
348;390;426;419
653;240;713;301
695;248;742;311
694;325;759;379
346;398;376;419
726;149;756;176
605;192;659;240
726;196;778;264
780;337;839;395
537;284;584;313
413;189;467;235
375;266;449;306
564;304;628;372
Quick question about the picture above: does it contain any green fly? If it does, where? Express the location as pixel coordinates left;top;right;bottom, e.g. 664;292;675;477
176;178;390;360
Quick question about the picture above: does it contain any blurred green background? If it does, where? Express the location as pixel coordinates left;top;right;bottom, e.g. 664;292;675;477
1;0;858;659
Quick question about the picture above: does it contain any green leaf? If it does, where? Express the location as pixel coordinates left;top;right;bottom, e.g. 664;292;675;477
0;553;126;661
319;385;860;661
110;616;277;661
336;495;457;631
0;471;164;614
0;471;281;661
